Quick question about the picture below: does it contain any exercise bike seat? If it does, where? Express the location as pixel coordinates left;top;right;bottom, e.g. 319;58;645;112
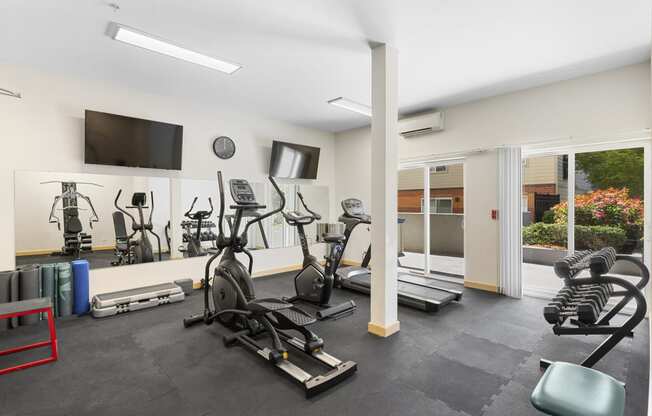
246;298;293;314
322;233;346;243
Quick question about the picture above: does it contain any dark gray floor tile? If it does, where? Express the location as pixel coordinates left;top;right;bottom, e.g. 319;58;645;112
437;333;531;379
400;353;509;415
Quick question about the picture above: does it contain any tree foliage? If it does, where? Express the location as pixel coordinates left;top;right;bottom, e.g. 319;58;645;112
575;148;644;197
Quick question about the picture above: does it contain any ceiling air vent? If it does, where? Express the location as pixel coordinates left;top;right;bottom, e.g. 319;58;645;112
399;112;444;138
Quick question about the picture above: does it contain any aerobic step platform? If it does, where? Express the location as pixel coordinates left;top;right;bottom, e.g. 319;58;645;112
91;282;185;318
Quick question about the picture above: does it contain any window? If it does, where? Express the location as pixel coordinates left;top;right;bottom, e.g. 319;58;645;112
522;195;529;212
433;165;448;174
420;197;453;214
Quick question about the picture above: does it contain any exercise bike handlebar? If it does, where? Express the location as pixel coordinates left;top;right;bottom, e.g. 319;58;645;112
184;197;215;219
185;197;199;218
296;192;322;221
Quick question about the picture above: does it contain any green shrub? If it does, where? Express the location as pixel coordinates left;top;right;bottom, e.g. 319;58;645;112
541;210;555;224
522;223;627;250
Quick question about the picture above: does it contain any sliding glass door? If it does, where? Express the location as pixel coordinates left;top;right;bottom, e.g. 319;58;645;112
397;162;466;280
522;141;649;296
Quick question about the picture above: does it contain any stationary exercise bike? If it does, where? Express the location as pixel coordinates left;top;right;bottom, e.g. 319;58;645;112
180;197;214;257
184;172;356;398
112;190;162;265
282;192;356;320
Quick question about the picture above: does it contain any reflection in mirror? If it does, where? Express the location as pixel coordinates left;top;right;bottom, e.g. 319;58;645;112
178;179;267;256
14;171;171;270
263;184;330;249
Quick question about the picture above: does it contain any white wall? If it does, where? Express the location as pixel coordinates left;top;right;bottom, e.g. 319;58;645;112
0;64;336;295
334;62;651;289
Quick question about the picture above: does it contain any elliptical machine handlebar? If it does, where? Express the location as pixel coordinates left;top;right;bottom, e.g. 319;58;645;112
114;189;137;225
243;176;285;237
217;171;226;237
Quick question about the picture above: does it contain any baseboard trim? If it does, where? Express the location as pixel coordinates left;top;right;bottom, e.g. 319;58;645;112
463;279;498;293
16;245;117;257
252;264;303;277
341;259;362;267
368;321;401;337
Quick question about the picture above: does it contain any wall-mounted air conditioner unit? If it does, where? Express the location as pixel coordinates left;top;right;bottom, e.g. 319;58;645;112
399;112;444;138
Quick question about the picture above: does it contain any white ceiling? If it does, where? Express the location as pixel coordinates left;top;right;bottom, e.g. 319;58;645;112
2;0;650;132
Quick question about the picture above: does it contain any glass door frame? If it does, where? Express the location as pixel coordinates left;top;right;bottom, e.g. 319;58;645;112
398;157;466;278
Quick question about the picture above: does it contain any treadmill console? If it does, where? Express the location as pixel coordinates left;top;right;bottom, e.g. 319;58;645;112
341;198;370;222
229;179;257;205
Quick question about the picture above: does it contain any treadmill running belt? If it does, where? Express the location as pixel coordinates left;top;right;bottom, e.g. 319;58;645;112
347;273;458;310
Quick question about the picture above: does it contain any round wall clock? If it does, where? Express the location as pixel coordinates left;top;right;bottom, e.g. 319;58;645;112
212;136;236;160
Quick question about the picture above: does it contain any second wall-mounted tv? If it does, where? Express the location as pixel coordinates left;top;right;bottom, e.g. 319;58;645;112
269;140;320;180
85;110;183;170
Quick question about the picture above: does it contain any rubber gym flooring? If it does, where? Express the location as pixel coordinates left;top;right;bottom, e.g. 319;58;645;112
0;271;648;416
15;250;171;270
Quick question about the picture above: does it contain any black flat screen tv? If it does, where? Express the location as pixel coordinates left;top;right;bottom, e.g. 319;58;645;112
269;140;320;179
84;110;183;170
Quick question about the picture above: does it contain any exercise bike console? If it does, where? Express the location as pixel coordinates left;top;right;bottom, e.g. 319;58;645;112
341;198;370;223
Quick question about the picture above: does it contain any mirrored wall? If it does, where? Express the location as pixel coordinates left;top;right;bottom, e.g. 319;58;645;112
15;170;330;270
15;171;171;270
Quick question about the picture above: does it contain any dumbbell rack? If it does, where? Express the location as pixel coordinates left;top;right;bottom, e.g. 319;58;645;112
541;247;648;371
180;220;217;244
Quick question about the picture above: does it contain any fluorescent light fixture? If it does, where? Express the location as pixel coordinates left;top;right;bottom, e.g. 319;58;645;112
328;97;372;117
107;22;241;74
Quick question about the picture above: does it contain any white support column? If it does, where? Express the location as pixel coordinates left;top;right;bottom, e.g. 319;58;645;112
423;166;431;275
368;43;400;338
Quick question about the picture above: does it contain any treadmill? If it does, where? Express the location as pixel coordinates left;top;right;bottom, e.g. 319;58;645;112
334;198;463;312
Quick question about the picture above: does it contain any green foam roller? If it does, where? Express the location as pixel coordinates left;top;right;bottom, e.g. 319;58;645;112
57;263;73;317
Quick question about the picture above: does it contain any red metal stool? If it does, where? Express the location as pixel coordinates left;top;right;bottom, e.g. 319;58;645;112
0;298;58;375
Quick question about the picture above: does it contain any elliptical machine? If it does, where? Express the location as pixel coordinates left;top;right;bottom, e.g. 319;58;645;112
282;192;356;320
180;197;214;257
184;172;356;398
112;190;162;265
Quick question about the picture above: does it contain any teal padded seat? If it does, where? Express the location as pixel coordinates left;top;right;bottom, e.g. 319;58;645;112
531;362;625;416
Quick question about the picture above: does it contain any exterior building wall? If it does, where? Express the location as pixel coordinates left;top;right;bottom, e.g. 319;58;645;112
398;188;464;213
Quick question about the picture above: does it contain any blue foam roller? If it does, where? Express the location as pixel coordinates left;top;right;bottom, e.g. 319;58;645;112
57;263;73;317
71;260;90;315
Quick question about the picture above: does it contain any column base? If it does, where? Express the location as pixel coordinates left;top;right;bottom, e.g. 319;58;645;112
368;321;401;337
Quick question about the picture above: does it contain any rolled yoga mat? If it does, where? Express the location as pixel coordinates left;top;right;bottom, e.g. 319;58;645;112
41;264;57;320
57;262;73;317
9;270;19;328
71;260;90;315
0;270;18;331
18;264;41;326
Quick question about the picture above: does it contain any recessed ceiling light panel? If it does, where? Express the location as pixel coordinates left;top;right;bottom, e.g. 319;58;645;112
107;22;242;74
327;97;372;117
